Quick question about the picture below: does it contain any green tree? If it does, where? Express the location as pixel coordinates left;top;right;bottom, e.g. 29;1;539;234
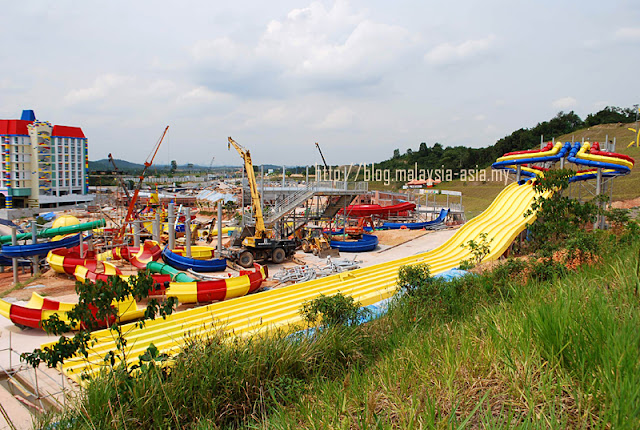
21;272;177;371
393;149;400;159
524;169;600;255
170;160;177;173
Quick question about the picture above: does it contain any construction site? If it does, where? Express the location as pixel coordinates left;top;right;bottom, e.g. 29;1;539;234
0;121;636;428
0;131;469;427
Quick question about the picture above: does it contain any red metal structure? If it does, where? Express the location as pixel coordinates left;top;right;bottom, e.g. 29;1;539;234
118;126;169;239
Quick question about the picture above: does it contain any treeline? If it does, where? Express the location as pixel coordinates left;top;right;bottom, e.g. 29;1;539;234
378;106;637;172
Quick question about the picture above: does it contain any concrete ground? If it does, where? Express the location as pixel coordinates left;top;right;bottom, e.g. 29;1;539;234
0;225;458;429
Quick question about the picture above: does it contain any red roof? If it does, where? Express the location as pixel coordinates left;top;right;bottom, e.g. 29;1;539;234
0;119;31;136
52;125;85;138
0;119;86;139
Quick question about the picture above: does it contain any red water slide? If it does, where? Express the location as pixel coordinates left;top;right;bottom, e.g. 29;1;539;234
338;201;416;218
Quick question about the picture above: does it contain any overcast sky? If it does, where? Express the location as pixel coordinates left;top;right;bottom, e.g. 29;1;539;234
1;0;638;166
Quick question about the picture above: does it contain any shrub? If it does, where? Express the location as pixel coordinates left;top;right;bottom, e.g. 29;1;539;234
300;292;366;327
460;232;494;267
397;263;433;296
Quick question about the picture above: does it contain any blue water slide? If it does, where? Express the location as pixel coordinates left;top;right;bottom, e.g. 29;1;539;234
161;247;227;272
0;233;90;258
330;233;379;252
381;208;450;230
566;142;631;177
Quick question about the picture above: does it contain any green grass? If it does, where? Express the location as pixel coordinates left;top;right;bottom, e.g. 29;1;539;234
37;230;640;429
242;249;640;429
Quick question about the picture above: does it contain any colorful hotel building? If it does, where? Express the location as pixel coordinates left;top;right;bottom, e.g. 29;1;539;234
0;110;92;209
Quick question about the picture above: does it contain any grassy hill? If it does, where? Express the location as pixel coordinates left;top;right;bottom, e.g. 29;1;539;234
436;121;640;218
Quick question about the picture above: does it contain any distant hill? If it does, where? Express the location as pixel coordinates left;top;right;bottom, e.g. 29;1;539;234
88;159;308;174
89;159;145;173
88;159;220;173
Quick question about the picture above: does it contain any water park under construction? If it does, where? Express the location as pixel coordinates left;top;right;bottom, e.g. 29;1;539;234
0;131;635;425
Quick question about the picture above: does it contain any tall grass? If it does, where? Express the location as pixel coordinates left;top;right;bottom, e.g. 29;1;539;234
39;240;640;429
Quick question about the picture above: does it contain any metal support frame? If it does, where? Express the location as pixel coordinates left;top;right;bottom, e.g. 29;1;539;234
168;203;175;251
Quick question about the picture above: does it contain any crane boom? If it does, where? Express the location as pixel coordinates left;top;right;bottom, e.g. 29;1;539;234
228;137;266;238
315;142;329;170
108;153;131;203
119;126;169;238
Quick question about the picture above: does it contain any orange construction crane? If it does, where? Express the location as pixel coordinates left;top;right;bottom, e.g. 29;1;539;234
118;126;169;239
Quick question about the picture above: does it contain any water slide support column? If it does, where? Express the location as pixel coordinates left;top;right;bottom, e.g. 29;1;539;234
185;207;192;258
11;227;17;285
168;203;175;251
153;212;160;243
217;200;222;259
31;222;39;276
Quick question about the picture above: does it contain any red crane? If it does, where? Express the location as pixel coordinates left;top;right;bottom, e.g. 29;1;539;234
118;126;169;239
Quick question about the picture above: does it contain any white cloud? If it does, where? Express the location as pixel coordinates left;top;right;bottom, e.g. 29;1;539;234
614;27;640;42
64;74;133;104
315;107;355;129
243;105;290;128
552;96;577;110
424;34;496;66
177;86;233;104
190;0;413;93
474;114;486;121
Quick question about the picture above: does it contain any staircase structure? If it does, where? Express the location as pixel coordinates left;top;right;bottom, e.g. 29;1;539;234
260;180;367;226
238;180;366;239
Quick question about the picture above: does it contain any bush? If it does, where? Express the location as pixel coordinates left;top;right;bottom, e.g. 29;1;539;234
300;292;366;327
397;263;433;296
525;169;600;255
460;232;493;267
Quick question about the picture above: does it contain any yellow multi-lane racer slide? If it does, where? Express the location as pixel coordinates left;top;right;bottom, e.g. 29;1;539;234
52;181;540;381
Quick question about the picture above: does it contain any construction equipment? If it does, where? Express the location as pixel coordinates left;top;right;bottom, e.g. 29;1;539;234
344;216;375;239
118;126;169;240
296;225;339;258
108;153;131;205
225;137;298;267
315;142;329;169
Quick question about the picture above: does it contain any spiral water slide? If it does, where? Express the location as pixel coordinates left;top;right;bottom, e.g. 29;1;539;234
338;201;416;217
381;208;450;230
51;180;542;382
491;141;633;181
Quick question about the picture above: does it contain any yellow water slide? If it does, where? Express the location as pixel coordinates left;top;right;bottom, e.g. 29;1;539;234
52;181;540;382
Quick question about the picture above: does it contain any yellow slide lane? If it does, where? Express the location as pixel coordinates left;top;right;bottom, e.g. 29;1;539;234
52;182;540;382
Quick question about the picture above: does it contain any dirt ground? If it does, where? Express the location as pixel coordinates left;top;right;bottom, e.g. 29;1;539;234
612;197;640;210
0;227;456;302
373;229;428;246
0;226;459;375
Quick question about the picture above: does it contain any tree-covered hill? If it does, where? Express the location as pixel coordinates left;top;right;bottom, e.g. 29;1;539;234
377;106;637;172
